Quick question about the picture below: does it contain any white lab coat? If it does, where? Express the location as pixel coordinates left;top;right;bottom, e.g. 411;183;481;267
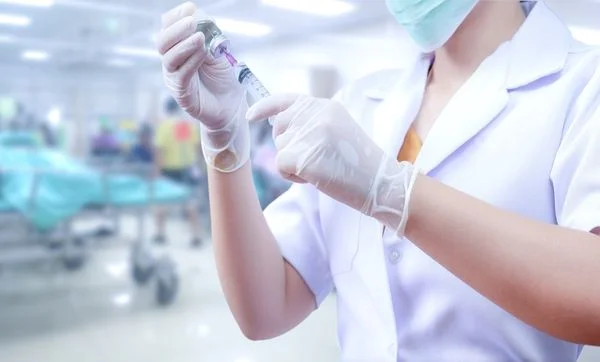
264;2;600;361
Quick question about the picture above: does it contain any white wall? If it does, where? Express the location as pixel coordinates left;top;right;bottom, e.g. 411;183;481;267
237;21;417;95
0;64;157;154
0;66;136;119
0;20;412;153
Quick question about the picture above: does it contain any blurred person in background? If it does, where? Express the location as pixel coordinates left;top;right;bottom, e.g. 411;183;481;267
6;102;26;132
250;122;290;208
158;1;600;361
22;114;37;132
128;123;155;164
91;125;121;157
154;98;203;248
39;122;57;148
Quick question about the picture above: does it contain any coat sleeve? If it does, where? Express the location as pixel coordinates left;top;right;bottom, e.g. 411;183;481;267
551;64;600;233
262;70;400;306
264;183;333;306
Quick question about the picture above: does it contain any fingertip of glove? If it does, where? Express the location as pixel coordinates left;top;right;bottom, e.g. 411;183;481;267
245;104;259;122
246;99;271;122
245;95;280;122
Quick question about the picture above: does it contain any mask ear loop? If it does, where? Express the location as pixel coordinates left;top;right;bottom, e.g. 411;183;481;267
350;214;389;272
348;215;364;271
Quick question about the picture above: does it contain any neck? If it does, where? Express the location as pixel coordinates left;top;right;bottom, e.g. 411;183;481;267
431;1;526;85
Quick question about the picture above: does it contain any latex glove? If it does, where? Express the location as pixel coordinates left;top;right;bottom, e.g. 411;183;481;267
246;94;420;235
157;2;249;173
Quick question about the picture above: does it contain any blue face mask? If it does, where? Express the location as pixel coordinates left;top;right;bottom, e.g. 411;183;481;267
386;0;479;52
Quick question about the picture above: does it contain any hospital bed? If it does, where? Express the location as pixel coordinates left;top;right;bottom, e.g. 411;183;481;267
0;139;193;306
88;161;194;306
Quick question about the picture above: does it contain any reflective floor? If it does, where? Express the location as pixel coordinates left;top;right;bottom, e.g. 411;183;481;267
0;215;598;362
0;215;339;362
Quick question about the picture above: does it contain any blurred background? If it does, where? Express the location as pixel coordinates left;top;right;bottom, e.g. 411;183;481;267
0;1;598;362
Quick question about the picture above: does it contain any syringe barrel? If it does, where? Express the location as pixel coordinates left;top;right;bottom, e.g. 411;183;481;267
236;63;272;125
237;64;271;100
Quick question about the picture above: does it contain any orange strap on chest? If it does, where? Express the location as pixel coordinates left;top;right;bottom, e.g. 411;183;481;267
397;127;423;163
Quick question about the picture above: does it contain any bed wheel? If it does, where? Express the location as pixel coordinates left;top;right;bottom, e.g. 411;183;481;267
155;257;178;306
133;263;155;285
131;244;155;286
62;237;87;271
62;253;86;271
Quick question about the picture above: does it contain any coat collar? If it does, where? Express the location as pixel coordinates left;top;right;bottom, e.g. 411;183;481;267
505;0;572;90
368;54;431;156
368;0;573;175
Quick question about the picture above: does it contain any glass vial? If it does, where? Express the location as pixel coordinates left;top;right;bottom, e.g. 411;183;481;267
195;10;230;59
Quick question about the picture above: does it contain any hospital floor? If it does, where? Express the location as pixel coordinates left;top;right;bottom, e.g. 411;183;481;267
0;215;598;362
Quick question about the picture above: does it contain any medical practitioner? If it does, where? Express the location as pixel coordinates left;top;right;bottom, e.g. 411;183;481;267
154;98;204;247
157;0;600;361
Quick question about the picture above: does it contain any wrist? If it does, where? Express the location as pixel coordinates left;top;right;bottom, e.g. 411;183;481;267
403;174;437;240
200;98;250;173
364;158;419;236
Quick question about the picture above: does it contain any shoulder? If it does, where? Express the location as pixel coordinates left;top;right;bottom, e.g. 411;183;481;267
333;69;405;128
554;42;600;123
565;41;600;79
335;69;404;105
568;39;600;56
555;44;600;143
566;43;600;110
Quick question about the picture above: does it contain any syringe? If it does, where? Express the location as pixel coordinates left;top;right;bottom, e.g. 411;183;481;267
195;13;272;125
237;62;271;101
223;50;273;125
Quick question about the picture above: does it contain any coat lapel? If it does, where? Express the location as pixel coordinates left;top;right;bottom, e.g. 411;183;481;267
415;1;571;175
372;54;432;156
348;56;432;347
415;45;511;175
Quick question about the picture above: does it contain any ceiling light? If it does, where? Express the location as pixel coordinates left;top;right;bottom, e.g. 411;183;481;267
0;0;54;7
214;17;272;37
107;58;134;67
112;293;132;307
47;107;61;126
570;26;600;46
261;0;355;17
22;50;49;61
0;13;31;27
113;46;159;58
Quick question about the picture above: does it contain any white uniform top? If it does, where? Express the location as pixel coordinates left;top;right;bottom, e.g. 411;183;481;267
264;2;600;361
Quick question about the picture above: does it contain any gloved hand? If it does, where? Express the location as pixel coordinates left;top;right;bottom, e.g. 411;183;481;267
246;94;420;235
157;2;249;173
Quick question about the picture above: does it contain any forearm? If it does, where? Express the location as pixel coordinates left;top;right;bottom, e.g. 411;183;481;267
196;144;207;174
208;162;313;339
404;175;600;345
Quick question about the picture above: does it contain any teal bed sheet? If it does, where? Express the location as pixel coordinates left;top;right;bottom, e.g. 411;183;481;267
0;198;12;212
0;147;191;231
100;176;193;206
0;131;41;148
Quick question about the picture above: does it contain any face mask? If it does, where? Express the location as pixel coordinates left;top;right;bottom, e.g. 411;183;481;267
386;0;478;52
